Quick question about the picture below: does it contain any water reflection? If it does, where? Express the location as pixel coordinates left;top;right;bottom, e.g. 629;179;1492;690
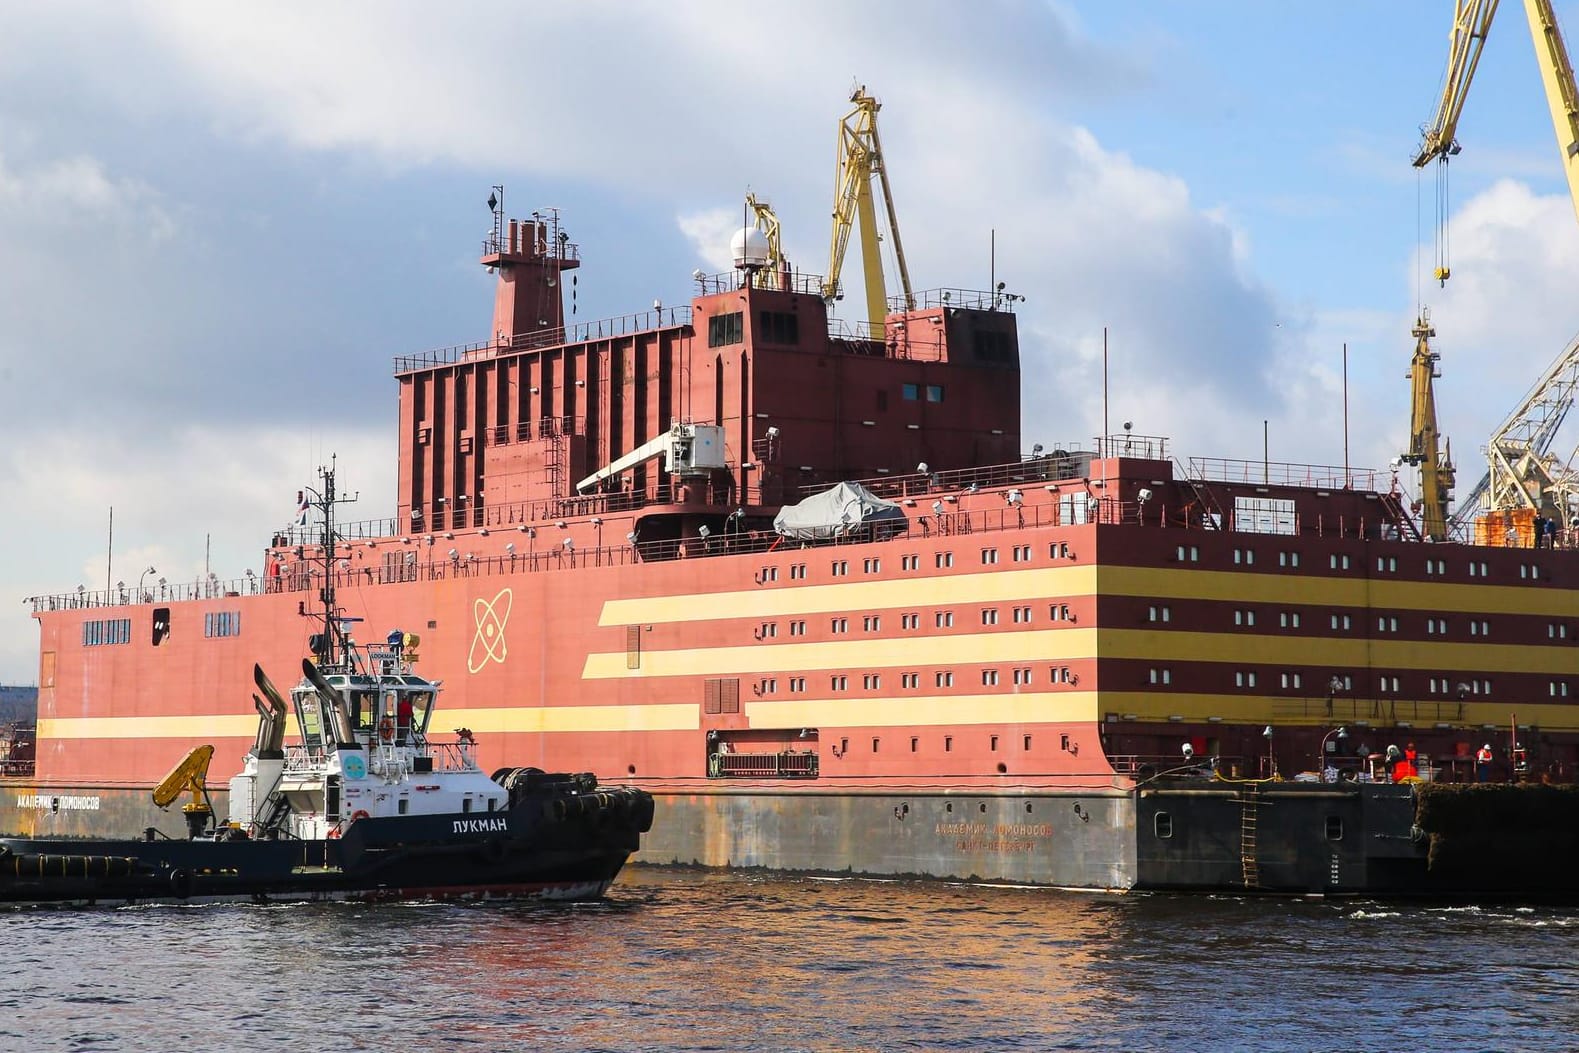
2;870;1578;1051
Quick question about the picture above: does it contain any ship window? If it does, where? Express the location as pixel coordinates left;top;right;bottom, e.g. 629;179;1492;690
925;384;944;403
1154;812;1173;839
152;607;170;646
488;797;498;812
461;797;473;814
204;611;242;639
1325;816;1343;841
872;737;880;753
973;328;1014;363
398;799;409;815
757;310;799;345
1023;735;1032;751
902;383;919;400
990;735;1000;751
944;736;953;752
708;311;743;347
83;618;132;647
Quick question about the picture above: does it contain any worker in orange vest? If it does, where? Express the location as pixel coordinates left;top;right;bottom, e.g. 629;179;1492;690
1401;742;1418;781
1476;743;1493;783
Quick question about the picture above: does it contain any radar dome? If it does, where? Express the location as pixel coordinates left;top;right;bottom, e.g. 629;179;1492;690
731;225;771;270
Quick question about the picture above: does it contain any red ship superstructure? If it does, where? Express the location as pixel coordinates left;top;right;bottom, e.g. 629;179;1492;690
18;119;1579;896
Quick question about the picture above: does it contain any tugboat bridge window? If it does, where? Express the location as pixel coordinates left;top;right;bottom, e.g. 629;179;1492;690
1154;813;1173;839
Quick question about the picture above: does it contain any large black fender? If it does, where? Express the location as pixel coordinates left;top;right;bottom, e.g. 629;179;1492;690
169;868;193;899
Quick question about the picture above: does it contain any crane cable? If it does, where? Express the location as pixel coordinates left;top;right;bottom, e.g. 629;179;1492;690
1436;155;1453;286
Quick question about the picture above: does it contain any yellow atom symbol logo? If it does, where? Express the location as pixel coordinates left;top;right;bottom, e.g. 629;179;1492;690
468;588;512;673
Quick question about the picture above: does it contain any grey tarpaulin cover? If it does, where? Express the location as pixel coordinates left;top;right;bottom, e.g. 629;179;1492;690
772;481;908;541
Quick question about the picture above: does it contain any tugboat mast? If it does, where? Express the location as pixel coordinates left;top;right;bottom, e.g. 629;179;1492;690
305;457;358;669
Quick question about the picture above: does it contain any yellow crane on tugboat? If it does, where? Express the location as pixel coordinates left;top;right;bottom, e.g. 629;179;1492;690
1413;0;1579;540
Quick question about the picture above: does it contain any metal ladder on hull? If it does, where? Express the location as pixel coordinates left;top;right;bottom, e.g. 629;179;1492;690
1240;783;1261;889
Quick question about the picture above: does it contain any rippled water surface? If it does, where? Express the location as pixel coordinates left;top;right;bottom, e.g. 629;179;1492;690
3;868;1577;1051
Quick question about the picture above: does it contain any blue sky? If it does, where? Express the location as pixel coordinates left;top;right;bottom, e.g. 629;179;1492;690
2;1;1577;682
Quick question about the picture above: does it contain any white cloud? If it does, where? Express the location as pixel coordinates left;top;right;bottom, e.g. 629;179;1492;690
0;423;388;683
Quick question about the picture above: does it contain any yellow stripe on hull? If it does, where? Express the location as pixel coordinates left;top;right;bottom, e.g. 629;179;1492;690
598;566;1098;625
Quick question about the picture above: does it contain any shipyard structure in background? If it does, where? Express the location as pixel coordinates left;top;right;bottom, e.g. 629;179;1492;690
14;87;1579;897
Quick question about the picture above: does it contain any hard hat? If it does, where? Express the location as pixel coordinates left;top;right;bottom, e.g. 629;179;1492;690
1483;744;1492;750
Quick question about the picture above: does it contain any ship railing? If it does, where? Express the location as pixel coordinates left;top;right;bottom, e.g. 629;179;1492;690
1096;433;1169;460
393;308;695;374
902;287;1013;312
708;750;819;779
692;269;827;297
28;574;267;612
426;741;478;772
1109;754;1248;777
1188;456;1387;492
282;745;330;773
1270;696;1469;725
812;452;1091;501
0;759;35;777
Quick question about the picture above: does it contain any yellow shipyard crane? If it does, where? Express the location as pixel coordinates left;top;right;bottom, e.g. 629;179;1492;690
1414;1;1579;537
823;86;915;334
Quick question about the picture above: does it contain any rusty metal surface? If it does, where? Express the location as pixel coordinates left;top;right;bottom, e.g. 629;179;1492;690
637;788;1136;890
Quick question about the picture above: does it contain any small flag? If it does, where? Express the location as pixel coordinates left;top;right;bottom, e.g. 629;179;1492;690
296;490;309;527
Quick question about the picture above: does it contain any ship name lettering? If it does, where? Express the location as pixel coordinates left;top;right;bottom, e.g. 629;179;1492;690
452;817;509;834
16;794;102;812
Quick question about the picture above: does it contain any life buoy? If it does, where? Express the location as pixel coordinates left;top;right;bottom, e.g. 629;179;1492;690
378;718;394;742
327;826;341;839
349;809;371;823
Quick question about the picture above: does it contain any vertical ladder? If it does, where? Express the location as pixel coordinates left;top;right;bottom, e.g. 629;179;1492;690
1239;783;1261;889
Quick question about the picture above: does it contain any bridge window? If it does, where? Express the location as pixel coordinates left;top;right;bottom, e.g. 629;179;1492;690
708;311;743;347
757;310;799;346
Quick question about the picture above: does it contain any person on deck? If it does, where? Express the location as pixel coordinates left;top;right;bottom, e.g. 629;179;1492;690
1476;743;1494;783
396;693;414;746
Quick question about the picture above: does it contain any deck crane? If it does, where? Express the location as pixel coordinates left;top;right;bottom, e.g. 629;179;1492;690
1413;0;1579;281
741;192;786;290
823;86;915;335
1403;314;1458;541
1414;1;1579;536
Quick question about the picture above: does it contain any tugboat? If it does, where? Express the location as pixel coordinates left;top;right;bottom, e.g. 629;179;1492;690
0;466;654;907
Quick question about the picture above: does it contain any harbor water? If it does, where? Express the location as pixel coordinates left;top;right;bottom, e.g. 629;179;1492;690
3;867;1576;1052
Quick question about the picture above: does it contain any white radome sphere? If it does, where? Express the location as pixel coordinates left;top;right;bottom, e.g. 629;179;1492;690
731;226;771;269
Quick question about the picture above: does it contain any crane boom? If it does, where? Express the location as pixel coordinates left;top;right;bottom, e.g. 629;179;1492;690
823;86;914;334
1417;1;1579;536
1414;0;1499;169
1523;0;1579;228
